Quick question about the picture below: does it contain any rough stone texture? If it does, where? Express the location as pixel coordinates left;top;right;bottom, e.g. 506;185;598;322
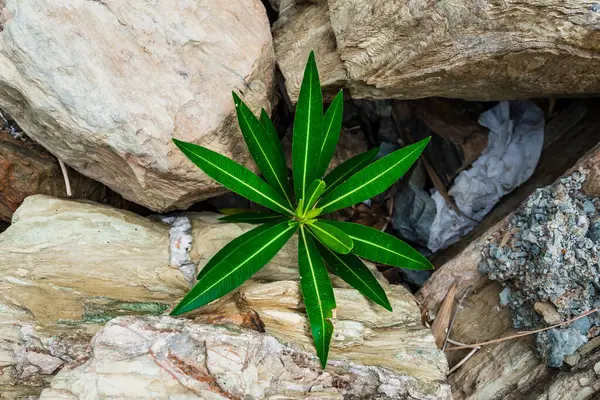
480;171;600;329
0;0;275;211
0;195;187;328
0;132;121;222
0;196;184;397
417;144;600;399
39;316;449;400
273;0;347;102
274;0;600;102
2;197;449;397
187;213;448;386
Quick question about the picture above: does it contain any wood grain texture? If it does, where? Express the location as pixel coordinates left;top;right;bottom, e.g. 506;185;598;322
1;197;449;398
275;0;600;102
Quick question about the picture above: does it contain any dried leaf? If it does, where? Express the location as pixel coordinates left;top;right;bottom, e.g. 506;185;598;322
431;282;457;348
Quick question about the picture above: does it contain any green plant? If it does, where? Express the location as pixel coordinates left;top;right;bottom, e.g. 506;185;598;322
171;51;432;369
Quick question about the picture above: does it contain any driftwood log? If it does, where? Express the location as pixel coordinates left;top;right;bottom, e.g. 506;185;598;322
417;144;600;399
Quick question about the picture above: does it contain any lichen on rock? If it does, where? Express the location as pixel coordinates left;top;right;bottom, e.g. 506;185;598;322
479;170;600;366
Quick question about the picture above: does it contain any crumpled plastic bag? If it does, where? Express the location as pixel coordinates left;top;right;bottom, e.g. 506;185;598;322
428;100;545;252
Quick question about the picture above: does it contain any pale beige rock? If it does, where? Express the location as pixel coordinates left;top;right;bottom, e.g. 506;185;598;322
1;197;449;397
273;0;347;102
274;0;600;102
0;0;275;211
534;301;562;325
188;215;448;386
40;316;451;400
0;195;187;328
0;195;185;396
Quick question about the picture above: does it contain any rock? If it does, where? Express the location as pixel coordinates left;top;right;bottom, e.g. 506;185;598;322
0;131;123;222
2;196;449;397
0;0;275;211
40;316;450;400
533;301;562;325
273;0;347;102
0;195;187;329
480;171;600;328
537;327;588;368
274;0;600;102
417;144;600;399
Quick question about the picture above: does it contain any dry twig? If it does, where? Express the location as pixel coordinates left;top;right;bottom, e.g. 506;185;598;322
431;282;457;348
58;159;72;197
449;347;480;374
446;309;598;351
442;285;472;351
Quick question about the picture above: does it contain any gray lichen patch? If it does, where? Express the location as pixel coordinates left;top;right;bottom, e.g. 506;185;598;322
479;170;600;366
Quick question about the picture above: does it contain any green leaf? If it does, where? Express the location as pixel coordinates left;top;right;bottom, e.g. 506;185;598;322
260;109;279;143
218;208;256;216
172;139;294;216
298;225;336;369
219;211;287;224
296;198;305;218
233;93;293;207
307;220;353;254
315;241;392;311
303;179;326;214
322;147;380;198
196;222;276;280
319;138;430;214
304;208;322;220
292;51;323;203
324;221;433;270
316;90;344;178
172;221;298;315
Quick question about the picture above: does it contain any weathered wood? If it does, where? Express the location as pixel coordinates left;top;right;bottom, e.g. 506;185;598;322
417;143;600;399
274;0;600;102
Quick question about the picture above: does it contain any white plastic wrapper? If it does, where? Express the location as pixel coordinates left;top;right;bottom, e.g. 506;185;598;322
428;100;545;252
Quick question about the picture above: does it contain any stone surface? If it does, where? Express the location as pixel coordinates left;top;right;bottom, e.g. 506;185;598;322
0;0;275;211
417;143;600;399
0;132;122;222
0;195;187;328
274;0;600;102
2;196;449;397
273;0;347;102
40;316;450;400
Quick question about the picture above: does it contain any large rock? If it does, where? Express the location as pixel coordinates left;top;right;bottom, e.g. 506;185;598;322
274;0;600;102
40;315;449;400
0;0;275;211
1;196;449;397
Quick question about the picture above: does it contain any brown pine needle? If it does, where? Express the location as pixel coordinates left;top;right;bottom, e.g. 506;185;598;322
446;308;598;351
